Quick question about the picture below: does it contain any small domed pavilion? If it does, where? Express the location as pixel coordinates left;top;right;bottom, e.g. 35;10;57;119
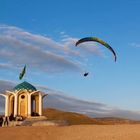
0;81;47;117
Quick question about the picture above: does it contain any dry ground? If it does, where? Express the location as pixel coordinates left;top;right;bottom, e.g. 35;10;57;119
1;124;140;140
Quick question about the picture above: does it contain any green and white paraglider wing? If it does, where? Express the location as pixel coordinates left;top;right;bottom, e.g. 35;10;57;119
19;65;26;80
76;37;117;62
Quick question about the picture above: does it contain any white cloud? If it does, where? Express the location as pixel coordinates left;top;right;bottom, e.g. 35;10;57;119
0;80;15;93
130;43;140;48
0;25;81;73
0;24;104;74
0;63;15;70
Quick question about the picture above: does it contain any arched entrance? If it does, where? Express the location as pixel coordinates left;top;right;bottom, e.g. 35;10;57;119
9;95;14;116
0;94;9;116
31;94;39;116
0;94;5;115
20;101;25;116
18;93;28;117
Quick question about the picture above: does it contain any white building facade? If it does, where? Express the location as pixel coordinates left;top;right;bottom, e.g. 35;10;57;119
0;81;47;117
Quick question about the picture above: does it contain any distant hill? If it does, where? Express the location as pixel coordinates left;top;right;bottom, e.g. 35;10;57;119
43;108;98;125
1;107;140;125
43;108;140;125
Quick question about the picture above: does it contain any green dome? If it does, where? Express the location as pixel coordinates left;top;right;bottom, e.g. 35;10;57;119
14;81;37;91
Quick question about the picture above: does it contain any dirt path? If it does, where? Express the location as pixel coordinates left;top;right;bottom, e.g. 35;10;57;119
1;124;140;140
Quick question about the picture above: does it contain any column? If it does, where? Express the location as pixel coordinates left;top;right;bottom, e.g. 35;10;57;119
5;96;9;116
14;95;18;117
38;93;42;116
28;94;31;116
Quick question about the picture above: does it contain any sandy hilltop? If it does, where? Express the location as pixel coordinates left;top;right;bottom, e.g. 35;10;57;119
1;108;140;140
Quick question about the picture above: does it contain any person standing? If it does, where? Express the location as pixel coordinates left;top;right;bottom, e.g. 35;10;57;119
3;116;9;126
0;117;3;127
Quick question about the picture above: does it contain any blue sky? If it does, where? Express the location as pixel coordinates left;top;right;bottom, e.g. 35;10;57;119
1;0;140;111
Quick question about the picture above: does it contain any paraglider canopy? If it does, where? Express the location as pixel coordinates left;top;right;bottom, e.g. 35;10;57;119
19;65;26;80
75;37;117;62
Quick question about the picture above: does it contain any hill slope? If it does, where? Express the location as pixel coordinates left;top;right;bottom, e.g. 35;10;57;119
43;108;98;125
43;108;140;125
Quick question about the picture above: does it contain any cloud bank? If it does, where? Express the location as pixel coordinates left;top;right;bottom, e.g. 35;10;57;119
0;24;102;74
